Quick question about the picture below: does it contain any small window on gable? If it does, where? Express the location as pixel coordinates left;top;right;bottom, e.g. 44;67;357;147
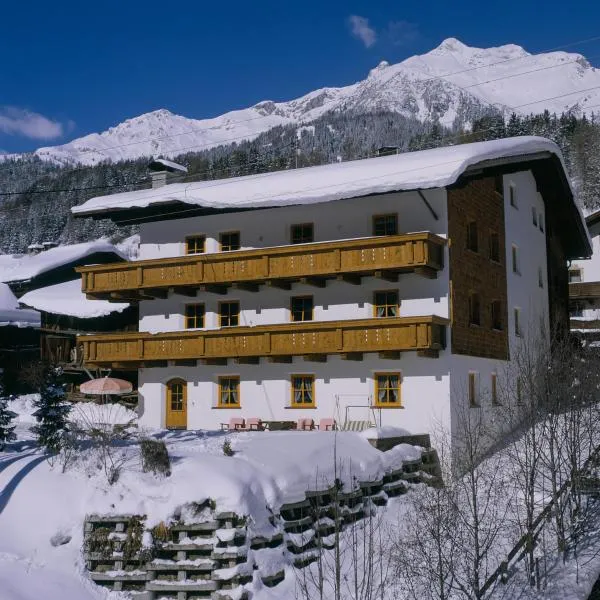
532;206;538;227
468;372;478;407
516;377;523;404
291;223;314;244
469;293;481;326
489;231;500;263
220;231;240;252
539;213;544;232
491;300;503;331
186;235;206;255
466;221;478;253
509;184;517;208
569;268;582;283
512;245;520;275
538;267;544;289
373;214;398;236
291;296;314;322
514;308;522;337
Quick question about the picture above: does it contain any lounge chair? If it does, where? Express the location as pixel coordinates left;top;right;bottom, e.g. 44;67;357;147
220;417;245;431
296;418;314;431
318;418;336;431
245;417;264;431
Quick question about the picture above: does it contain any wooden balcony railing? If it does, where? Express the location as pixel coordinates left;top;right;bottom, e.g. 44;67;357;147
76;233;445;301
79;315;448;367
569;281;600;301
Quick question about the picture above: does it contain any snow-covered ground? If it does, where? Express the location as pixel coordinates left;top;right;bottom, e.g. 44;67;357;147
2;396;600;600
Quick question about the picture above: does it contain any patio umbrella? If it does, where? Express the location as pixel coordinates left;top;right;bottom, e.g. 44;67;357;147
80;377;133;398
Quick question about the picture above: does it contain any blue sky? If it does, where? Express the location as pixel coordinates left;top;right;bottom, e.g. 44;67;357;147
1;0;599;153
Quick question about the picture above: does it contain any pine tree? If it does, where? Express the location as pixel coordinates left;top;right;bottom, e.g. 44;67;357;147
0;382;17;450
31;368;71;455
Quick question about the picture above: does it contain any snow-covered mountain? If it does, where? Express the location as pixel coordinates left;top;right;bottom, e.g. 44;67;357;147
19;38;600;166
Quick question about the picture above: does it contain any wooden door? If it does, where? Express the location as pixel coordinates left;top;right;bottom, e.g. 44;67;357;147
166;379;187;429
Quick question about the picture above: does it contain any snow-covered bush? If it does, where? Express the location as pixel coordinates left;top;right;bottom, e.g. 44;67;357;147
31;367;71;456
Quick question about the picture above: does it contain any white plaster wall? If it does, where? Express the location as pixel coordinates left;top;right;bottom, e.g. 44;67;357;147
137;350;452;435
138;189;447;259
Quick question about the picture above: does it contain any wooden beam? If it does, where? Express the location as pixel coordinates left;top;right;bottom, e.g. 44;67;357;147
140;360;168;368
110;292;141;302
337;274;361;286
374;270;398;283
268;356;293;364
232;282;260;292
417;349;439;359
205;284;228;295
265;280;292;291
303;354;328;363
341;352;364;361
236;356;260;364
203;358;228;366
140;288;168;299
172;287;198;297
172;359;198;367
109;362;141;369
414;266;438;280
300;277;327;288
379;351;401;360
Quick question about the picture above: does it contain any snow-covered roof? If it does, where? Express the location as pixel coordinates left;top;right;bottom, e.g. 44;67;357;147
72;136;571;215
0;240;127;284
19;279;129;319
0;283;40;328
149;158;188;173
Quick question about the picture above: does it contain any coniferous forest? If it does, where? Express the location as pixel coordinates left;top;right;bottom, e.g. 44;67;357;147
0;109;599;253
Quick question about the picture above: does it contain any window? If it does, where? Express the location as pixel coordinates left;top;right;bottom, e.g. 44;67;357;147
373;290;399;317
373;214;398;236
186;235;206;255
185;304;205;329
291;223;314;244
291;375;315;407
532;206;538;227
509;184;517;208
491;373;499;406
466;221;478;253
491;300;503;331
167;379;186;412
514;308;522;337
539;213;544;233
218;377;240;407
291;296;314;322
512;245;520;275
220;231;240;251
468;372;478;407
538;267;544;289
489;231;500;263
219;301;240;327
516;377;523;404
374;373;401;407
571;304;584;318
469;293;481;326
569;268;582;283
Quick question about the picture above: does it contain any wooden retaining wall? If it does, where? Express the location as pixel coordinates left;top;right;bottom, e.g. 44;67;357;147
83;449;439;599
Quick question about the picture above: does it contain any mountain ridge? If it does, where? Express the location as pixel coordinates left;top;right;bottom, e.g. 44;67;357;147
3;37;600;167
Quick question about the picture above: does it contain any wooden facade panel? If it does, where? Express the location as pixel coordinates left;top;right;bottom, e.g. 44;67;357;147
569;281;600;300
79;316;448;366
79;233;446;297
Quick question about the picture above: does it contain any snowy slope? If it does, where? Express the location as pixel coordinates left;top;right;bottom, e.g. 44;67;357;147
8;37;600;167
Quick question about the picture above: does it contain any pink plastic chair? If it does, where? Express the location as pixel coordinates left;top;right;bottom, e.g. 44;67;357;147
296;418;314;431
318;418;336;431
246;417;263;431
221;417;245;431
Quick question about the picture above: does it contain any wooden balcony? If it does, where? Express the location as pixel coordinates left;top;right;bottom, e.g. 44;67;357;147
79;315;448;368
569;281;600;301
77;233;445;301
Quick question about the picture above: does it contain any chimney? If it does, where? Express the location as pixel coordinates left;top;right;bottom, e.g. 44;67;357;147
148;158;188;189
